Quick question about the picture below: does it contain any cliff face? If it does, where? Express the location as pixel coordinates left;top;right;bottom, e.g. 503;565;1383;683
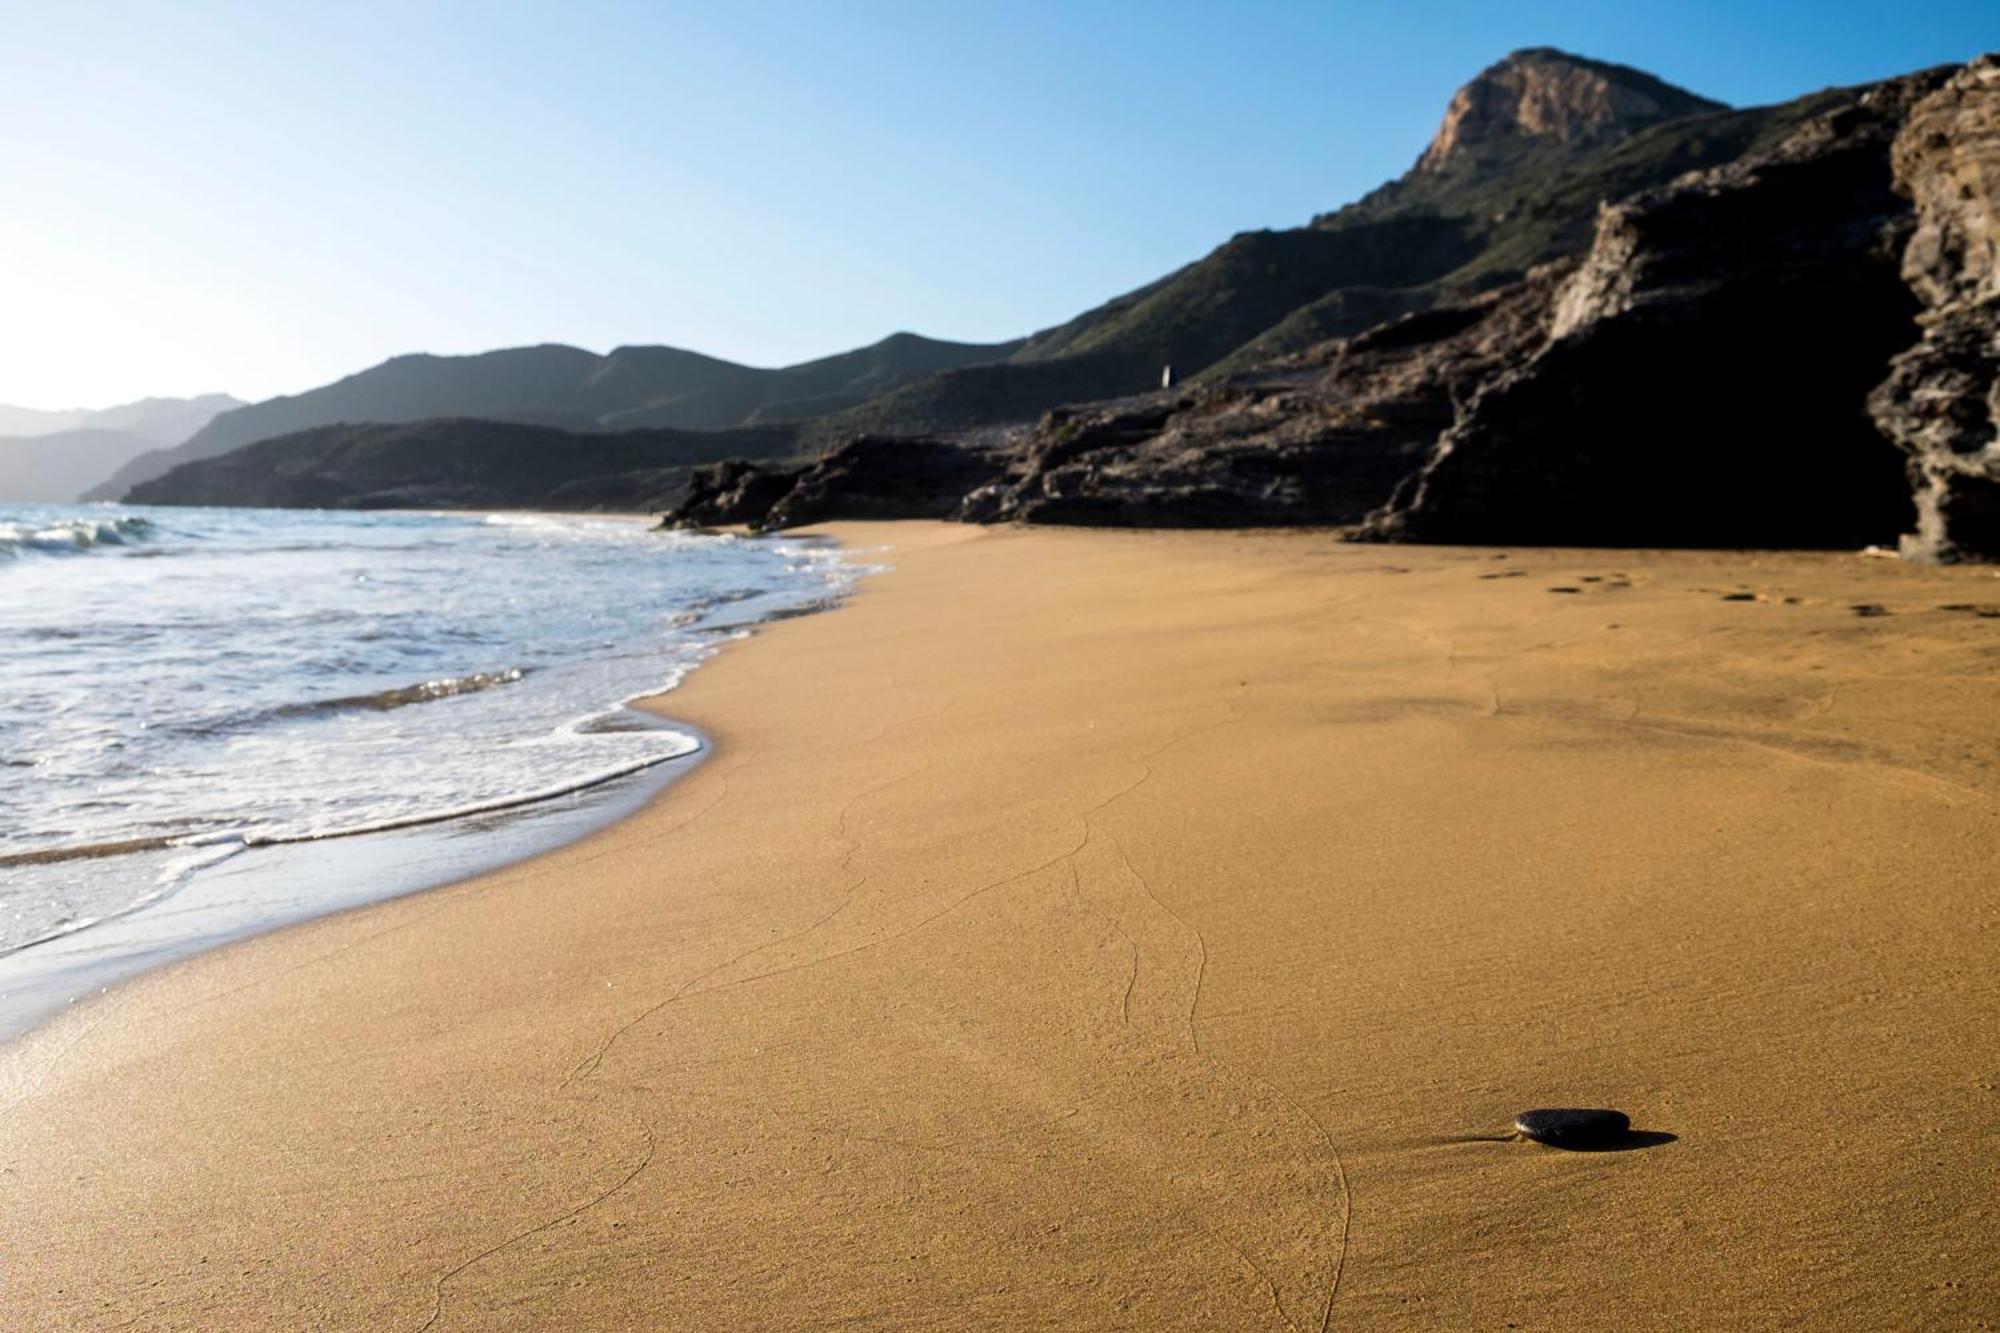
1367;69;1950;547
1416;47;1726;175
1869;57;2000;560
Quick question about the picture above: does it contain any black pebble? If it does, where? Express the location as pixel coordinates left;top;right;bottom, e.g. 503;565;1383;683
1515;1107;1630;1147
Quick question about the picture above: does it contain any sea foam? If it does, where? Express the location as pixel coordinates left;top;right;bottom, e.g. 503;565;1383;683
0;504;856;952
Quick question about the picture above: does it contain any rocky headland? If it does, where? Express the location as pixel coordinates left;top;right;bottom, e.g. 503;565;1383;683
660;52;2000;560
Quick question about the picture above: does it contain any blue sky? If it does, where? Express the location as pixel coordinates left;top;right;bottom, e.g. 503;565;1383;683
1;0;1993;407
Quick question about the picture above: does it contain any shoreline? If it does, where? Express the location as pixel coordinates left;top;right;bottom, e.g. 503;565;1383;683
3;523;1996;1327
0;513;861;1045
0;741;697;1044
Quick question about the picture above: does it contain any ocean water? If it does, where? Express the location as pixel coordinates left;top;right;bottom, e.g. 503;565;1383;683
0;504;856;956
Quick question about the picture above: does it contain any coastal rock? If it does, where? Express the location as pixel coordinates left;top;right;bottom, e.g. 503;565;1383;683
1868;56;2000;561
644;59;1998;552
666;435;1006;531
1514;1107;1632;1147
730;68;1962;546
955;266;1569;527
1363;70;1953;548
667;458;807;528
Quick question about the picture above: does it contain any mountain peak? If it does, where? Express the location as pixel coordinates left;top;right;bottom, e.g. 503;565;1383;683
1416;47;1726;174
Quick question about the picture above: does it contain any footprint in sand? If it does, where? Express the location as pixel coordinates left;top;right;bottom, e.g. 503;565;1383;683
1939;602;2000;618
1720;592;1759;602
1477;569;1528;580
1547;586;1583;594
1851;604;1892;618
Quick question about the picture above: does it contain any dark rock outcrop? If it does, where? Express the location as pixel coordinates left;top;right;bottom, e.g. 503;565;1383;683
1869;57;2000;561
956;266;1568;526
667;459;807;528
667;436;1005;531
1363;69;1953;548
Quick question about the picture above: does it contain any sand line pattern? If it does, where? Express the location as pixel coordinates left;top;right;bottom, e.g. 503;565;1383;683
418;686;1350;1330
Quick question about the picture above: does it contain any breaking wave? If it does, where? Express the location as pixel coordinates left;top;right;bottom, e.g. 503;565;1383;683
0;514;156;559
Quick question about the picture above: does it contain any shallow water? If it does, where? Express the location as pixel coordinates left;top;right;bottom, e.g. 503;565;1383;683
0;504;856;953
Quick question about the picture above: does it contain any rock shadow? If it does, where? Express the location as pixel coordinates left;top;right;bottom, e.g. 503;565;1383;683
1534;1128;1678;1153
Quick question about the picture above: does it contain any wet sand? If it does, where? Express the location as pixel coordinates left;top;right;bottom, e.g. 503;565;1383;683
2;523;1996;1329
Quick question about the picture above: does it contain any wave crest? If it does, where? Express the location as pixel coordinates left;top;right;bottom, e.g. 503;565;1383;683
0;515;155;559
269;668;529;721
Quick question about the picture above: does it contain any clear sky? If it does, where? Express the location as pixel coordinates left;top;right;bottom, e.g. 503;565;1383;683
1;0;1993;408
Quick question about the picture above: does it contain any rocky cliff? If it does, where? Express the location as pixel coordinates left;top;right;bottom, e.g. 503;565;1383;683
951;269;1567;527
1364;68;1950;547
1415;47;1726;175
668;61;1995;556
1869;56;2000;560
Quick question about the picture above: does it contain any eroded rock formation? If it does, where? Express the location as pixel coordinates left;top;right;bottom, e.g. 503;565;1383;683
954;267;1567;527
1416;47;1725;175
672;436;1004;531
1365;69;1952;547
1869;56;2000;561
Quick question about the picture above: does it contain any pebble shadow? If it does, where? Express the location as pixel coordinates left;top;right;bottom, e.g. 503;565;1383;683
1534;1129;1678;1153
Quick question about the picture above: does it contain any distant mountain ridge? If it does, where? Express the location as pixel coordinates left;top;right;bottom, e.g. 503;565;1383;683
123;417;803;513
86;333;1020;501
0;394;241;502
0;393;242;445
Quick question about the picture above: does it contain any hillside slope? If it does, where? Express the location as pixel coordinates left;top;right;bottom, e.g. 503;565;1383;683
125;417;802;512
810;47;1741;440
88;333;1018;500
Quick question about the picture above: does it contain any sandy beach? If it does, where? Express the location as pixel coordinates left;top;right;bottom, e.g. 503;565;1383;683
2;522;1996;1329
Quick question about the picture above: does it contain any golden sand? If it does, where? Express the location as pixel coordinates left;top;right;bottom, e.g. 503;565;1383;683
2;523;1996;1329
